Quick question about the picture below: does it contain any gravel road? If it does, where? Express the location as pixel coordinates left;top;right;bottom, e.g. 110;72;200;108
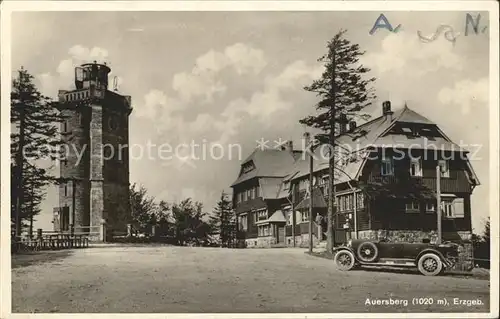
11;245;490;313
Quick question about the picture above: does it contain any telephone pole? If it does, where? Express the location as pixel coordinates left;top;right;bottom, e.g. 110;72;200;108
308;139;314;253
436;164;442;244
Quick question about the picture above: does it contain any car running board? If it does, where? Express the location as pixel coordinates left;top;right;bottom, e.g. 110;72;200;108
360;258;416;267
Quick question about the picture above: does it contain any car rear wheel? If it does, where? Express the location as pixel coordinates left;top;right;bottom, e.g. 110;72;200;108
357;241;379;262
334;250;355;271
417;253;443;276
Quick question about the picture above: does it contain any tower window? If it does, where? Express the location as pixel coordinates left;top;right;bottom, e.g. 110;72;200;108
108;116;119;130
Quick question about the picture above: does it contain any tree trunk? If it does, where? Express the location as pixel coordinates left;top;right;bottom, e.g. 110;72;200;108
14;106;26;239
327;134;335;253
326;55;337;254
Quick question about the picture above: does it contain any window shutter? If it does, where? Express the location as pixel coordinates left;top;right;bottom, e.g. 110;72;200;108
453;198;465;218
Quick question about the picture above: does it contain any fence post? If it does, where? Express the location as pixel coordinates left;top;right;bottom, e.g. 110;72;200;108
100;219;107;242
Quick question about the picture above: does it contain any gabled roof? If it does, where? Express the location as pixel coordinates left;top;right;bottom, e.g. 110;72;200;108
260;177;283;199
232;104;480;193
289;105;480;186
231;149;297;186
295;187;328;210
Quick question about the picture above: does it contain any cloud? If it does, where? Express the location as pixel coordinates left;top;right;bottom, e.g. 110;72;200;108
221;59;322;123
364;33;464;77
37;45;113;98
137;89;182;119
438;78;489;115
171;43;267;103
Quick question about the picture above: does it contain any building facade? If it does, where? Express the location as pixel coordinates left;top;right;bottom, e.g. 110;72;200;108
231;101;479;269
52;62;132;241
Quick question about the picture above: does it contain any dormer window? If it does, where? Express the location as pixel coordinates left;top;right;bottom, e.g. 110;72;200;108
241;161;255;174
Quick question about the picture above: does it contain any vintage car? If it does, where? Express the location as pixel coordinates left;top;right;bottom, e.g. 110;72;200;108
332;238;462;276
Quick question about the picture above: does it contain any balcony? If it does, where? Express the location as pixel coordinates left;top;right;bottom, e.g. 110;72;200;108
367;174;471;193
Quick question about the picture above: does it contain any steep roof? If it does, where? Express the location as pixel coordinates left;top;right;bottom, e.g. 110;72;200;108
295;187;328;210
289;105;479;185
231;148;297;186
232;105;480;192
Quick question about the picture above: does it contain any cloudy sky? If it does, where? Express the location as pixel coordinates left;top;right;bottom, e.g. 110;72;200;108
11;10;490;232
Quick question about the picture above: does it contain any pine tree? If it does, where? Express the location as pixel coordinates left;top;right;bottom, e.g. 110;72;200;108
129;183;157;235
209;192;235;247
11;67;65;238
300;29;376;252
171;198;211;246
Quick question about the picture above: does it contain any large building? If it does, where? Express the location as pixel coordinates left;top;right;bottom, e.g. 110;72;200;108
231;101;479;269
52;62;132;241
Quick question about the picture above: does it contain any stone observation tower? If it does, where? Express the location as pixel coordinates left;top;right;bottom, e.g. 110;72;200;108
53;61;132;241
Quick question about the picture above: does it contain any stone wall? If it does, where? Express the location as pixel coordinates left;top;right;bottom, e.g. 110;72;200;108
58;106;90;231
285;235;320;248
245;236;276;248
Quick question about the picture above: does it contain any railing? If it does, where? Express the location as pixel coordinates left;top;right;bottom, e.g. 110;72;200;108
12;234;90;254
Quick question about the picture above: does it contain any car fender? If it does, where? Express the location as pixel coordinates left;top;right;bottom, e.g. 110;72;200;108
416;249;452;267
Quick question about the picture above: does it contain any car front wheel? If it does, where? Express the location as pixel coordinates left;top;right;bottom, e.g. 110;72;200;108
334;250;356;271
417;253;443;276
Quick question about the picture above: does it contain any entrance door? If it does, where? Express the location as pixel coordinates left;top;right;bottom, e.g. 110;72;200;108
277;226;285;243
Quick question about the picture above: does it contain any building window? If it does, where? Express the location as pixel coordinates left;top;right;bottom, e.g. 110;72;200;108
441;197;464;219
258;225;270;237
62;120;68;133
256;186;261;198
438;160;450;178
410;158;422;177
425;202;435;213
402;127;412;134
242;191;247;202
405;201;420;213
246;189;252;200
258;210;267;220
239;214;248;231
253;212;257;224
381;155;394;176
356;192;364;209
442;200;454;218
301;211;309;222
337;194;355;212
64;184;68;197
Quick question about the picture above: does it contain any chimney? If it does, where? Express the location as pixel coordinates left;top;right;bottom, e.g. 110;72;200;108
303;132;311;149
382;101;394;120
339;113;348;134
349;120;357;132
